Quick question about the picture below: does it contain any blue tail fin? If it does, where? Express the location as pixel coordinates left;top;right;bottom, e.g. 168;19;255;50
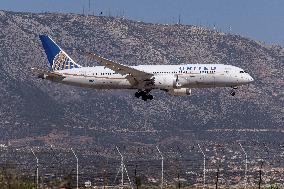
39;35;81;71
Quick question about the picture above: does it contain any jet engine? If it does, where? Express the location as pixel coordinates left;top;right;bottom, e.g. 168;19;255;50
168;88;192;96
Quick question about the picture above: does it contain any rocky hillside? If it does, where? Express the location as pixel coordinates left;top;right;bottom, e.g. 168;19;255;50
0;10;283;148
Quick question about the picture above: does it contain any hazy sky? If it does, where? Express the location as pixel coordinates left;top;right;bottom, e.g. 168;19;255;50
1;0;284;46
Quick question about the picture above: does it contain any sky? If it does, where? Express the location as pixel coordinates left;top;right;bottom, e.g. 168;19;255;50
1;0;284;46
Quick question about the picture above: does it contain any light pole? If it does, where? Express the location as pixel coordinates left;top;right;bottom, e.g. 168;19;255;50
71;148;79;189
156;146;164;189
115;146;133;189
239;143;248;189
116;146;124;187
31;148;39;189
198;144;206;189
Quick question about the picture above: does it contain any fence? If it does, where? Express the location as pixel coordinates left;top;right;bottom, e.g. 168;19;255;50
0;141;283;188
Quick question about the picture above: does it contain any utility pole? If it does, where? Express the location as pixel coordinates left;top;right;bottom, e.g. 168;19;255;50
31;149;39;189
177;171;181;189
258;161;264;189
239;143;248;189
156;146;164;189
103;162;108;189
198;144;206;189
176;146;182;189
134;164;137;189
71;148;79;189
215;167;219;189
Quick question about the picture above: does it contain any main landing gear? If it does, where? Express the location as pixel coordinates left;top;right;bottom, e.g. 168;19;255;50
135;90;153;101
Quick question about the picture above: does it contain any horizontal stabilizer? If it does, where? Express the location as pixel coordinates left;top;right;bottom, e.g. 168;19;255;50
31;67;65;79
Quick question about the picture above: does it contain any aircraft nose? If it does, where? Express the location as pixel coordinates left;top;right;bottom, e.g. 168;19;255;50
248;75;254;82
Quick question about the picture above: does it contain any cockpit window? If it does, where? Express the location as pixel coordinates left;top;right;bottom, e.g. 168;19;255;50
240;71;244;73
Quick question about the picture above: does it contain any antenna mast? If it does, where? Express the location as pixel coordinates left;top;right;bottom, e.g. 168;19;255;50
88;0;91;15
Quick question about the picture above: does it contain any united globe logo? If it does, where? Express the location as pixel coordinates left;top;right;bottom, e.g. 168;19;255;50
52;51;75;71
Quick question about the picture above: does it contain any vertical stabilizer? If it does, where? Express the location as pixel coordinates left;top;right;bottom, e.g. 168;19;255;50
39;35;81;71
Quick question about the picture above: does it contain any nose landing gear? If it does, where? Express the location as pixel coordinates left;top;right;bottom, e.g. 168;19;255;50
230;89;236;96
230;86;238;96
135;90;153;101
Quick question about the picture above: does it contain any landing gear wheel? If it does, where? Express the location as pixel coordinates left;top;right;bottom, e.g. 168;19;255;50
142;94;148;101
135;92;141;98
230;90;236;96
135;90;153;101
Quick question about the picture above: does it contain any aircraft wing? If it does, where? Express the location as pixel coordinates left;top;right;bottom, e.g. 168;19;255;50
31;67;65;79
86;52;154;86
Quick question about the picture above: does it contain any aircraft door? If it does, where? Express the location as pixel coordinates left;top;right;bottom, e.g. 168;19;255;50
79;70;87;77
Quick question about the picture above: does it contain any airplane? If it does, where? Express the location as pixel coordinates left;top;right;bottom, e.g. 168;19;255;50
32;35;254;101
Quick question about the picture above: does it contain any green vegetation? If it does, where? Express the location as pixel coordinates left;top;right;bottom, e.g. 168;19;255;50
135;176;142;189
0;161;78;189
0;162;35;189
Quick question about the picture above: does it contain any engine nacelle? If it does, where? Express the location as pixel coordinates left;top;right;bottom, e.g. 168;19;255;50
168;88;192;96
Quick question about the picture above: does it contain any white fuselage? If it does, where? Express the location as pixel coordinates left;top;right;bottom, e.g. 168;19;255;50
48;64;253;90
